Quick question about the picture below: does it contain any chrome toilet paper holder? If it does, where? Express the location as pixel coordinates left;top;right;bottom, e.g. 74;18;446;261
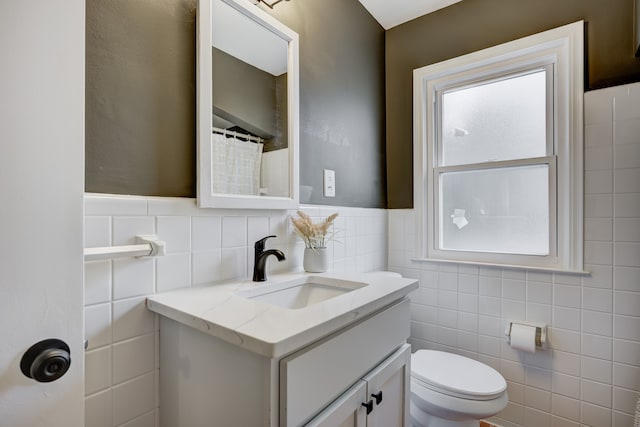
505;321;547;350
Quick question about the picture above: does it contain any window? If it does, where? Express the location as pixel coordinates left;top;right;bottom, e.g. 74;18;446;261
413;22;584;271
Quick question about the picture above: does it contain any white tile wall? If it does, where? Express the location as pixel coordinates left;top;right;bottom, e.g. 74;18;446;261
83;194;387;427
390;82;640;427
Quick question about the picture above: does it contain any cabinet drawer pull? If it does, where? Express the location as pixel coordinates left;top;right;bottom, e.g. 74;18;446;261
361;400;374;414
371;391;383;405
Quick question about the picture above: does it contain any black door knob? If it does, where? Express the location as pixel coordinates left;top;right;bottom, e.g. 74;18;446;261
20;339;71;383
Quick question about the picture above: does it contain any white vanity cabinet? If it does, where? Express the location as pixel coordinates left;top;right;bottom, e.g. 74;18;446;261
157;297;411;427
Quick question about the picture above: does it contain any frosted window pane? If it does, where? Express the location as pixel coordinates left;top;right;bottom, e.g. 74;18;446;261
441;70;547;166
440;165;549;255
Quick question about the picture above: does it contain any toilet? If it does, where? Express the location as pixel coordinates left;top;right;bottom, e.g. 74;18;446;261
410;350;508;427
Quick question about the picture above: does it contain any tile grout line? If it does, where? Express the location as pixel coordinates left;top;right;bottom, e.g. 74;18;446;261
610;91;616;427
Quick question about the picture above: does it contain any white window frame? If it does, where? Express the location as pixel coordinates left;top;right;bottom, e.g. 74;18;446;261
413;21;584;272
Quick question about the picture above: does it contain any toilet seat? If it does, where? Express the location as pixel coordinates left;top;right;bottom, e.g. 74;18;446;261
411;350;506;401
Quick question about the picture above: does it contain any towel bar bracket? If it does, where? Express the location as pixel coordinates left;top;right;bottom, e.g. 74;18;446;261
135;235;166;258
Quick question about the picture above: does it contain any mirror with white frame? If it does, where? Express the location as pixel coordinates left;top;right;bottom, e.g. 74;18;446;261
197;0;299;209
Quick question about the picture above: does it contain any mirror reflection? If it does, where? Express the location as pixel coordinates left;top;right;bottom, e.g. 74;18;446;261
211;0;290;197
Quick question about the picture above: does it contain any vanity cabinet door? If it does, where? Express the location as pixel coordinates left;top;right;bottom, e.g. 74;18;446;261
362;343;411;427
305;343;411;427
305;381;368;427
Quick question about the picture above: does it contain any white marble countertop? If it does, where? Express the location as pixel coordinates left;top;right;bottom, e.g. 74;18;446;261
146;271;418;358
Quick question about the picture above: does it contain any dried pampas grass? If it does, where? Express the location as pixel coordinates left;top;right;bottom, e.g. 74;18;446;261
291;211;338;249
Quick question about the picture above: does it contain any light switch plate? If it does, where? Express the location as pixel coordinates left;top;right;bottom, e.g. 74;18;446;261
323;169;335;197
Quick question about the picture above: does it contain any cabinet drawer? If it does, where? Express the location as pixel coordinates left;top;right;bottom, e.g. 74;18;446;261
280;298;410;426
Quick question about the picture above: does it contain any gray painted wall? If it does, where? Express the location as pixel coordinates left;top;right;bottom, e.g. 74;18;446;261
386;0;640;208
85;0;386;208
86;0;197;197
268;0;386;207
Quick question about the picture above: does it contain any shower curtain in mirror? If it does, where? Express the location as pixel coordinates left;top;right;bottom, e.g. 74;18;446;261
211;133;263;195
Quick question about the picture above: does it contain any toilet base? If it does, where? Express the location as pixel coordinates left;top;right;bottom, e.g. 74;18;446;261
410;399;478;427
409;376;507;427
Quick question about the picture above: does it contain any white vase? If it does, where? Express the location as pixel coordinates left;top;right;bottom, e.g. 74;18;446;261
303;247;328;273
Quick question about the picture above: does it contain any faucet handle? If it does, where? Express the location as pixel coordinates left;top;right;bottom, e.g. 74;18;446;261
254;235;277;252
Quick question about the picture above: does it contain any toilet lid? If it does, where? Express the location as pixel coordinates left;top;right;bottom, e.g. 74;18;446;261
411;350;506;400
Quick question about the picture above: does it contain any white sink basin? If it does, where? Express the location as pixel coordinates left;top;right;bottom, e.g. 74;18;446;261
236;276;368;309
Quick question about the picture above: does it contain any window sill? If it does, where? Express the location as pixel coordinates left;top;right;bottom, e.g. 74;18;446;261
410;257;590;276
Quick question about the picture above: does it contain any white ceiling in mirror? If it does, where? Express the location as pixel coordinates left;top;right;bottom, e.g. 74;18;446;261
358;0;463;29
211;0;288;76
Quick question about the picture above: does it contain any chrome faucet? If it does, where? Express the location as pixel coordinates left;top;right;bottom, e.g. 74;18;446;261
252;235;286;282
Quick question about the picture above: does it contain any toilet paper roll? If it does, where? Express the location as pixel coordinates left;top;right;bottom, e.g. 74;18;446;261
509;323;537;353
